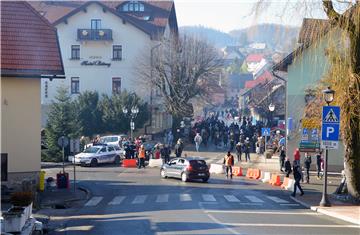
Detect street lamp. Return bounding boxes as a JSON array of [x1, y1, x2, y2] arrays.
[[123, 105, 139, 140], [320, 86, 335, 207]]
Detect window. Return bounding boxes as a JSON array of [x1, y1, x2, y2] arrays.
[[108, 146, 115, 152], [71, 77, 80, 94], [71, 45, 80, 60], [100, 147, 107, 153], [44, 81, 48, 98], [112, 77, 121, 94], [91, 19, 101, 29], [113, 45, 122, 60], [122, 1, 144, 12]]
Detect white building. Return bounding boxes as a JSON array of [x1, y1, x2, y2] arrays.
[[31, 1, 178, 134]]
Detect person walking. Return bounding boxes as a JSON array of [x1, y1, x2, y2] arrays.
[[235, 142, 242, 162], [138, 145, 146, 169], [291, 160, 304, 197], [279, 146, 286, 172], [194, 133, 202, 152], [244, 137, 251, 162], [175, 139, 183, 158], [316, 151, 323, 179], [161, 145, 171, 163], [284, 157, 292, 177], [223, 151, 234, 179], [294, 148, 301, 166], [304, 153, 312, 183]]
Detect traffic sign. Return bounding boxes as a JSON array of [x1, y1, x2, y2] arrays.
[[321, 106, 340, 149], [261, 128, 270, 136], [57, 136, 69, 148]]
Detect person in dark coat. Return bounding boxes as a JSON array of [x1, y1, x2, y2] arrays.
[[292, 160, 304, 197], [316, 151, 323, 179], [279, 146, 286, 172], [161, 145, 171, 163], [235, 142, 242, 162], [284, 157, 292, 177], [174, 139, 183, 158], [304, 153, 312, 183]]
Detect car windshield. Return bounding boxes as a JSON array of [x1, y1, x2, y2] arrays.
[[100, 137, 118, 143], [190, 160, 206, 167], [83, 146, 100, 153]]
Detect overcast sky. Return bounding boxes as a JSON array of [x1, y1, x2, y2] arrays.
[[174, 0, 330, 32]]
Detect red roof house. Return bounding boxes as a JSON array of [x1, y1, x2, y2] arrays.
[[246, 54, 264, 63], [244, 70, 273, 89]]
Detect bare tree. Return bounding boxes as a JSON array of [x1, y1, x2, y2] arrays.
[[138, 34, 223, 128]]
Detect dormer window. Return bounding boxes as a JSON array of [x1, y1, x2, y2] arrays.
[[122, 1, 144, 12]]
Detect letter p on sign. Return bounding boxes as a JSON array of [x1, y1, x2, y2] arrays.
[[326, 126, 335, 138]]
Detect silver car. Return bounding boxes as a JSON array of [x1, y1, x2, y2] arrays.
[[74, 144, 121, 167]]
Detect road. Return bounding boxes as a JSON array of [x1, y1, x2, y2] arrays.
[[43, 153, 359, 235]]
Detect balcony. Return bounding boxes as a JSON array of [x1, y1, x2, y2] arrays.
[[77, 29, 113, 41]]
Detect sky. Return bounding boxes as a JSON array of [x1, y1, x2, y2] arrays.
[[174, 0, 329, 32]]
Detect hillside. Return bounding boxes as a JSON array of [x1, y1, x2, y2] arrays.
[[179, 24, 299, 52]]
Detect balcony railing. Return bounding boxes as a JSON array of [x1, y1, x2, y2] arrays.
[[77, 29, 113, 41]]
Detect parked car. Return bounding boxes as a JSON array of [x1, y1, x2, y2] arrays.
[[74, 144, 121, 167], [100, 135, 127, 147], [160, 157, 210, 182]]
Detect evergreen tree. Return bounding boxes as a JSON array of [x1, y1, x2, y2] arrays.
[[76, 91, 102, 136]]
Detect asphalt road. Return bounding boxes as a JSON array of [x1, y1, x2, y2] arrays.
[[43, 155, 360, 235]]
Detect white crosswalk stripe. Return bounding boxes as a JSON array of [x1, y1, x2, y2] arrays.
[[180, 194, 192, 202], [202, 194, 216, 202], [156, 194, 169, 203], [244, 195, 264, 203], [108, 196, 126, 205], [85, 196, 103, 206], [224, 195, 240, 202], [132, 195, 147, 204], [267, 196, 289, 203]]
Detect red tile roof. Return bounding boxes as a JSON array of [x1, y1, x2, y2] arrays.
[[1, 1, 64, 77], [246, 54, 264, 63], [244, 70, 272, 89]]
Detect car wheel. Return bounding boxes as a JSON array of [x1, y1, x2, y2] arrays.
[[181, 172, 188, 182], [160, 169, 167, 178], [114, 156, 121, 165], [90, 158, 98, 167], [202, 177, 209, 183]]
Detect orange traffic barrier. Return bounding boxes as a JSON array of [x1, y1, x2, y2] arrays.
[[281, 177, 290, 189], [269, 174, 276, 184], [232, 166, 243, 176], [270, 174, 282, 186], [246, 168, 253, 178], [122, 159, 137, 168], [253, 169, 261, 179]]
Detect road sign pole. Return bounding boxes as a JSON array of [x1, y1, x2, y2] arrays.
[[320, 148, 331, 207], [62, 146, 65, 173]]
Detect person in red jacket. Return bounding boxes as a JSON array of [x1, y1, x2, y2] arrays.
[[294, 148, 301, 165]]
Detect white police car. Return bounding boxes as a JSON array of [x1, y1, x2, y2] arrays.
[[74, 144, 121, 167]]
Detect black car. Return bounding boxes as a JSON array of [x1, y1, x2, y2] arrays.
[[160, 157, 210, 182]]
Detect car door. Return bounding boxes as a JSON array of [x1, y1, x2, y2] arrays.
[[107, 146, 116, 163], [166, 159, 178, 177], [175, 158, 186, 178], [98, 147, 108, 163]]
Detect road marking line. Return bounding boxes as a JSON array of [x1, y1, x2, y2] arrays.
[[244, 195, 264, 203], [202, 194, 216, 202], [280, 203, 301, 206], [108, 196, 125, 205], [156, 194, 169, 203], [221, 223, 360, 228], [204, 210, 319, 215], [224, 195, 240, 202], [132, 195, 147, 204], [266, 196, 289, 203], [238, 203, 262, 205], [179, 194, 192, 202], [85, 196, 103, 206]]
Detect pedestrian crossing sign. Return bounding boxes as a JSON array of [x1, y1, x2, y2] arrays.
[[323, 108, 339, 122], [261, 128, 271, 136], [322, 106, 340, 149]]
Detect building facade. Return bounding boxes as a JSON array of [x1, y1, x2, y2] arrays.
[[1, 1, 65, 189], [31, 1, 178, 134]]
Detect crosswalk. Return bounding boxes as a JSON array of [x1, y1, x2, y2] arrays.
[[84, 194, 295, 207]]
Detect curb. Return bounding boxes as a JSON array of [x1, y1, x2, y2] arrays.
[[78, 186, 92, 201], [290, 196, 360, 225]]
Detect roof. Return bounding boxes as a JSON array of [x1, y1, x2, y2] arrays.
[[228, 73, 253, 89], [29, 1, 178, 39], [244, 70, 272, 89], [245, 54, 264, 63], [1, 1, 64, 77]]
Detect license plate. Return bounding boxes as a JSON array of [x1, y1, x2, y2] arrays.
[[198, 173, 205, 176]]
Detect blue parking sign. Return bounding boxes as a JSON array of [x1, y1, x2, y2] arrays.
[[322, 106, 340, 147]]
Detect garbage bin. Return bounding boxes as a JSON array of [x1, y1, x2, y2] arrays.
[[265, 149, 274, 159], [39, 171, 46, 191], [56, 172, 69, 189]]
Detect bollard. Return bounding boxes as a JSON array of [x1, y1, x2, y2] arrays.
[[39, 171, 46, 191]]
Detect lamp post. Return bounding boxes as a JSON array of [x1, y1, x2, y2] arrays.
[[123, 106, 139, 140], [320, 86, 335, 207]]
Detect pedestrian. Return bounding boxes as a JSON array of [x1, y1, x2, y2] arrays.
[[223, 151, 234, 179], [294, 148, 301, 166], [244, 137, 251, 162], [279, 146, 286, 172], [235, 142, 242, 162], [138, 145, 146, 169], [161, 144, 171, 163], [284, 157, 292, 177], [316, 151, 323, 179], [304, 153, 312, 183], [154, 145, 161, 159], [194, 133, 202, 152], [291, 160, 304, 197], [175, 139, 183, 158]]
